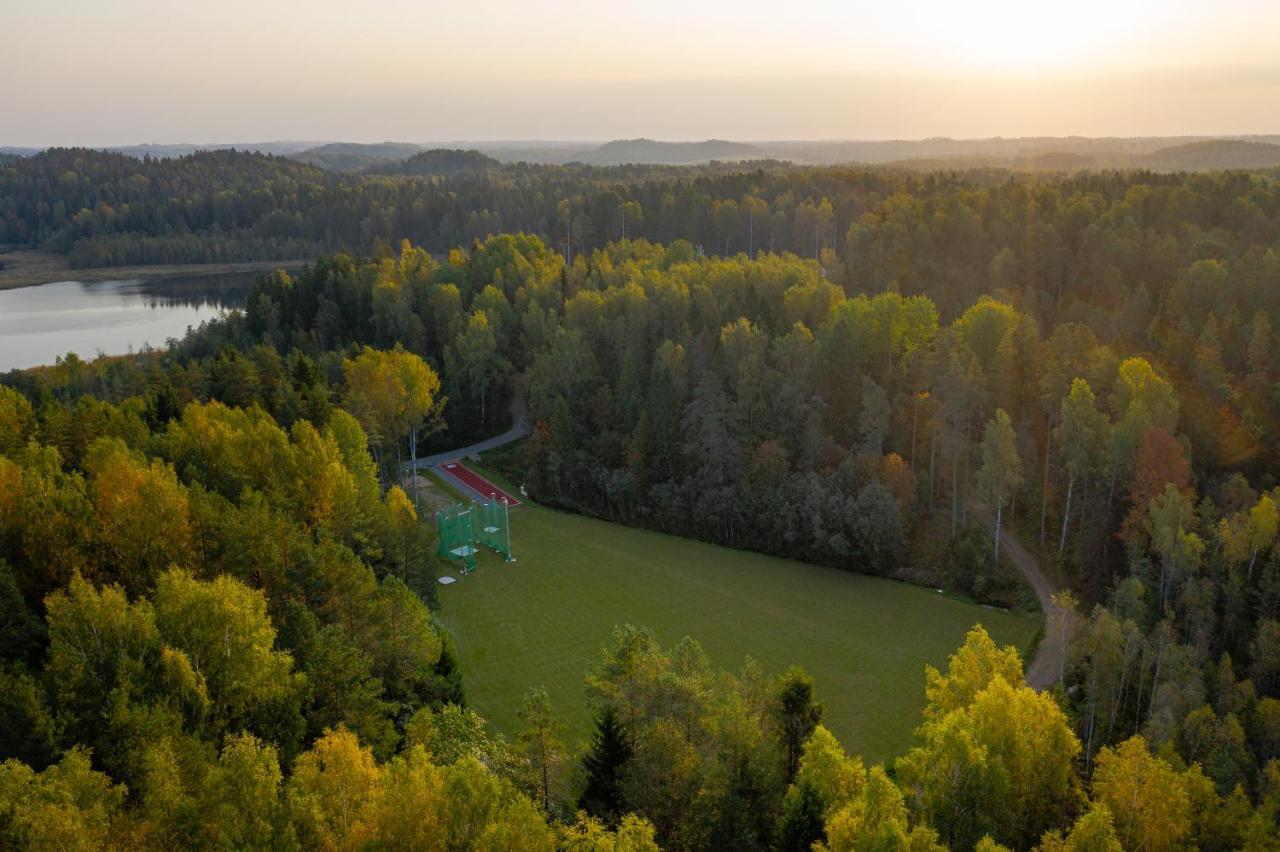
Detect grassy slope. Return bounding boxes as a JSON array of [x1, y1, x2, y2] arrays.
[[433, 496, 1039, 765]]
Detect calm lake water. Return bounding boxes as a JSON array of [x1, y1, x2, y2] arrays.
[[0, 271, 257, 372]]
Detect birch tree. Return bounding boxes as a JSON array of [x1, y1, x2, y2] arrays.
[[1054, 379, 1108, 555], [343, 346, 445, 502], [977, 409, 1023, 566]]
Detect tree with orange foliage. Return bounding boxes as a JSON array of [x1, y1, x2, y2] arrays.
[[878, 453, 917, 511], [1122, 428, 1190, 543]]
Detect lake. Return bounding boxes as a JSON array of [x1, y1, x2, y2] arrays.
[[0, 271, 258, 372]]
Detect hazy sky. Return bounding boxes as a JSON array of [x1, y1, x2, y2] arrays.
[[5, 0, 1280, 145]]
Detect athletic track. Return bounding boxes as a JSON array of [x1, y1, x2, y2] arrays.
[[438, 461, 520, 506]]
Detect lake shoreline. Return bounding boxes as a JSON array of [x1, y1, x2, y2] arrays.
[[0, 249, 310, 290], [0, 273, 260, 372]]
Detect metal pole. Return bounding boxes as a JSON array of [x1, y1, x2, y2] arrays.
[[504, 497, 512, 561]]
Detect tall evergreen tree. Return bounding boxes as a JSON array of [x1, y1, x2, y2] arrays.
[[773, 667, 824, 783], [775, 780, 825, 852], [578, 704, 632, 824]]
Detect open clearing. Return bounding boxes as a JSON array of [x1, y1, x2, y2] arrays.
[[433, 493, 1039, 765]]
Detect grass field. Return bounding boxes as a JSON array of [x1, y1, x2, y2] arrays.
[[432, 487, 1040, 765]]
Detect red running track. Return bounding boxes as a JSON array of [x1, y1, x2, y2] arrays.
[[438, 461, 521, 506]]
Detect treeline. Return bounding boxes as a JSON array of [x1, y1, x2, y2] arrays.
[[0, 149, 338, 262], [6, 148, 1279, 338]]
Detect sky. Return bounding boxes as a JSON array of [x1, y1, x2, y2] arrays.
[[4, 0, 1280, 146]]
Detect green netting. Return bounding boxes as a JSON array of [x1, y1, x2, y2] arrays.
[[474, 498, 513, 562], [436, 505, 477, 574]]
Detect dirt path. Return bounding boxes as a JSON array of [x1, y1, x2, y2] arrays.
[[972, 506, 1065, 690]]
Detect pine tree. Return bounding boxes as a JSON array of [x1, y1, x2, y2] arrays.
[[775, 780, 825, 852], [578, 705, 632, 824], [773, 667, 824, 783]]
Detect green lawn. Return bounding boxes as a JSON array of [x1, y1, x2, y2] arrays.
[[433, 496, 1039, 766]]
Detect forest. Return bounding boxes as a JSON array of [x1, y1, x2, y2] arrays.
[[6, 146, 1268, 280], [2, 153, 1280, 848]]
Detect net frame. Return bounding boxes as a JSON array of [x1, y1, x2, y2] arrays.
[[436, 504, 477, 573], [473, 495, 514, 562]]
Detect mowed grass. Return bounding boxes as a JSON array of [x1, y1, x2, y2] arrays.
[[433, 497, 1039, 765]]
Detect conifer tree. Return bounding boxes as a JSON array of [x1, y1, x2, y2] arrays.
[[578, 704, 632, 824]]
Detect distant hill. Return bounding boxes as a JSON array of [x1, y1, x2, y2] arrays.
[[759, 136, 1280, 166], [1, 143, 316, 160], [1012, 152, 1098, 172], [290, 142, 425, 171], [574, 138, 767, 166], [368, 148, 501, 176], [1140, 140, 1280, 171], [104, 142, 316, 159], [468, 141, 597, 164], [476, 136, 1145, 168], [882, 151, 1102, 173], [9, 136, 1280, 171]]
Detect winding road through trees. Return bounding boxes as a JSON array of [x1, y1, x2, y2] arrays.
[[412, 389, 530, 471], [997, 526, 1066, 689], [973, 504, 1066, 690]]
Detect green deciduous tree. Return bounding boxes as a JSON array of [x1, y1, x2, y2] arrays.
[[519, 687, 565, 811], [343, 345, 444, 493], [0, 748, 125, 850], [152, 568, 305, 748], [1054, 378, 1109, 555], [445, 309, 511, 431], [977, 409, 1023, 566]]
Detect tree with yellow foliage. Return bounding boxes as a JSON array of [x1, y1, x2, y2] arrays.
[[1089, 737, 1191, 852], [820, 765, 946, 852], [342, 345, 444, 501], [85, 437, 192, 594], [898, 627, 1082, 849]]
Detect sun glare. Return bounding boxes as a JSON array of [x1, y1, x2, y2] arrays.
[[903, 0, 1160, 72]]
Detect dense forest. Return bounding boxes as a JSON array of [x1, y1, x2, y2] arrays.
[[3, 154, 1280, 848], [8, 146, 1273, 280]]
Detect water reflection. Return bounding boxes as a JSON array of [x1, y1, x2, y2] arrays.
[[0, 271, 259, 372], [125, 271, 262, 309]]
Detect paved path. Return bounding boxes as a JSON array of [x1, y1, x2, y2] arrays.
[[411, 387, 530, 470], [972, 505, 1065, 690]]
